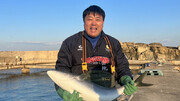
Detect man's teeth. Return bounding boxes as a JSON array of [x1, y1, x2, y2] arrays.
[[90, 28, 97, 30]]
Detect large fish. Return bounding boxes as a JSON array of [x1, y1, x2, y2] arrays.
[[47, 70, 148, 101]]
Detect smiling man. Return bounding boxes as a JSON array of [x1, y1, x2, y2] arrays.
[[84, 12, 104, 38], [55, 5, 137, 101]]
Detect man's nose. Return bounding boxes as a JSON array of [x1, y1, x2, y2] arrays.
[[91, 20, 97, 25]]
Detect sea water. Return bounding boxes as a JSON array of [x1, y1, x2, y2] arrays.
[[0, 69, 62, 101]]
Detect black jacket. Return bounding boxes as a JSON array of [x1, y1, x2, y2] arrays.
[[55, 31, 132, 84]]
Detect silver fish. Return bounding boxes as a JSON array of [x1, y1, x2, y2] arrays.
[[47, 70, 149, 101]]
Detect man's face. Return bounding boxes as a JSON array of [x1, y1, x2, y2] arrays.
[[84, 12, 104, 38]]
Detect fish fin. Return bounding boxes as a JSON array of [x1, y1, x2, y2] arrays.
[[134, 71, 153, 87], [137, 82, 153, 87]]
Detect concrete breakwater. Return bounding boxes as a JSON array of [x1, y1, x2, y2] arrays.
[[0, 42, 179, 68], [0, 51, 58, 69]]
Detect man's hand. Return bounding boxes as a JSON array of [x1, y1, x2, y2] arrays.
[[57, 87, 83, 101], [120, 75, 138, 95]]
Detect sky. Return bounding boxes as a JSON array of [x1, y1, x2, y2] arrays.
[[0, 0, 180, 51]]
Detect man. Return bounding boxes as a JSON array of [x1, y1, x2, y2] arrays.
[[55, 5, 137, 101]]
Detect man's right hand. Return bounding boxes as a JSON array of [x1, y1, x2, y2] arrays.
[[57, 87, 83, 101]]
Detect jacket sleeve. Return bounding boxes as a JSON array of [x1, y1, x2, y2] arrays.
[[114, 40, 133, 85], [55, 40, 72, 73]]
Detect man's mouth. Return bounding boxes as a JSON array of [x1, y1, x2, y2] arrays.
[[90, 27, 97, 31]]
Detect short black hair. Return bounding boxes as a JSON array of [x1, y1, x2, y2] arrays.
[[83, 5, 105, 21]]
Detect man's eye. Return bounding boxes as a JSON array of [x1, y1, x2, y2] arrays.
[[96, 19, 102, 21], [87, 19, 92, 21]]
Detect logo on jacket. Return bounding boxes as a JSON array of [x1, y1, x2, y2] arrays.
[[86, 56, 110, 64], [77, 45, 82, 51], [105, 45, 110, 52]]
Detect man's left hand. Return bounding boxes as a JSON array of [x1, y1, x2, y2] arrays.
[[120, 75, 138, 95]]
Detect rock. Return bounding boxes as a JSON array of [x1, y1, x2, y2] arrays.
[[171, 60, 180, 65], [173, 66, 180, 71], [149, 43, 162, 47], [21, 68, 30, 74], [135, 43, 149, 47]]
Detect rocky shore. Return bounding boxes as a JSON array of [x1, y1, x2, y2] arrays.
[[121, 42, 180, 62]]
